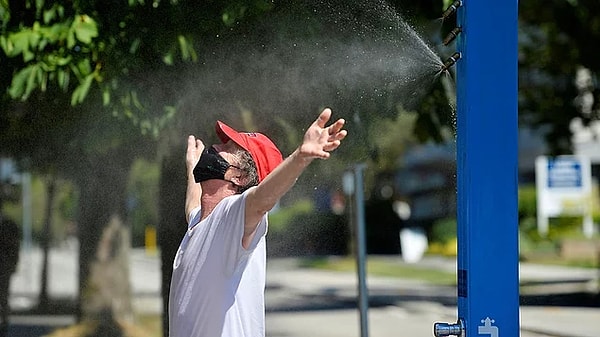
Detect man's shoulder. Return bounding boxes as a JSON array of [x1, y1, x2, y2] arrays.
[[218, 190, 252, 209]]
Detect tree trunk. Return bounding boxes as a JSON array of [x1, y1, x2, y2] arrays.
[[158, 150, 187, 337], [38, 175, 56, 310], [76, 152, 134, 328]]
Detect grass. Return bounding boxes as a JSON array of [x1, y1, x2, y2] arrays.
[[523, 256, 599, 269], [134, 314, 162, 337], [43, 314, 162, 337], [299, 256, 457, 286]]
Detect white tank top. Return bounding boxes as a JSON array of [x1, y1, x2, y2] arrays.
[[169, 188, 267, 337]]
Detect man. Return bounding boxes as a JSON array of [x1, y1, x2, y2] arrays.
[[169, 108, 347, 337]]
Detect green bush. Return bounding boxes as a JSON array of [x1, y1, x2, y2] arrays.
[[518, 185, 537, 220], [430, 217, 456, 244], [268, 199, 314, 233]]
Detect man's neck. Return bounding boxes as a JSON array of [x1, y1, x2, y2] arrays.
[[199, 182, 236, 221]]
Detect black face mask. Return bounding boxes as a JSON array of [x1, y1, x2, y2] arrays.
[[193, 147, 240, 185]]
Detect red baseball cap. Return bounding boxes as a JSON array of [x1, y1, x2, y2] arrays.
[[215, 121, 283, 182]]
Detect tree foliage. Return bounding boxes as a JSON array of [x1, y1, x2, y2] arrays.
[[1, 2, 97, 104], [5, 0, 598, 161], [1, 0, 275, 137], [519, 0, 600, 154]]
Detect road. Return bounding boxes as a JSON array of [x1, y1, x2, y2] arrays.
[[7, 246, 600, 337]]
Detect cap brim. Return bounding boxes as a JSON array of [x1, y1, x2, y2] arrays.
[[216, 120, 249, 152]]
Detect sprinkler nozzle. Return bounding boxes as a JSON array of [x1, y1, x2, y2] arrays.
[[443, 27, 462, 46], [440, 52, 462, 73], [441, 0, 463, 20]]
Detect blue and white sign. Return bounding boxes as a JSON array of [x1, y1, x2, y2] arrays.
[[546, 158, 582, 188], [536, 155, 594, 237]]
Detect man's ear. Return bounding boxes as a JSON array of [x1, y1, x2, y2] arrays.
[[231, 173, 249, 188]]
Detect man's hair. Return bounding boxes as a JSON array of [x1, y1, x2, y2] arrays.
[[233, 148, 259, 193]]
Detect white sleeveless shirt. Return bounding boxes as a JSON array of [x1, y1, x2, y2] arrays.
[[169, 189, 267, 337]]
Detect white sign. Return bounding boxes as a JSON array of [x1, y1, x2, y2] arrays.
[[535, 155, 594, 237]]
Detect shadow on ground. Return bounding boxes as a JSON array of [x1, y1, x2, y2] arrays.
[[266, 283, 600, 313]]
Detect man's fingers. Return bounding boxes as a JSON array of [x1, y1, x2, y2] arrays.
[[327, 126, 347, 142], [328, 118, 345, 134], [334, 130, 348, 140], [315, 108, 332, 128], [187, 135, 196, 149], [323, 140, 342, 152], [187, 136, 204, 155], [314, 150, 330, 159]]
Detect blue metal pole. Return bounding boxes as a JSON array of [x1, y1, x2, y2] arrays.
[[456, 1, 520, 336]]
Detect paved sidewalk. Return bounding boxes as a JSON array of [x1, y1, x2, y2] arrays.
[[265, 257, 600, 337], [7, 248, 599, 337]]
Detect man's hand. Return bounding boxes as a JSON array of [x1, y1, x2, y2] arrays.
[[185, 135, 205, 222], [187, 135, 205, 175], [299, 108, 347, 160]]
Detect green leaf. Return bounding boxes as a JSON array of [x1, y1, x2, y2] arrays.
[[5, 30, 31, 57], [129, 37, 141, 54], [47, 22, 70, 42], [177, 35, 197, 62], [8, 66, 31, 98], [177, 35, 189, 60], [0, 1, 11, 30], [28, 23, 42, 48], [102, 87, 111, 106], [55, 54, 72, 66], [25, 63, 43, 97], [35, 0, 44, 18], [9, 63, 43, 100], [70, 73, 94, 105], [222, 12, 232, 26], [71, 58, 92, 80], [43, 6, 56, 24], [43, 4, 65, 24], [72, 14, 98, 44], [23, 48, 35, 62], [67, 28, 75, 48], [131, 91, 144, 111], [162, 52, 173, 65], [57, 69, 70, 91], [140, 120, 151, 135], [0, 36, 8, 53], [40, 70, 48, 91], [38, 37, 48, 51]]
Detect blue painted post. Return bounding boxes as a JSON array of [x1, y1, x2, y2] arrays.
[[455, 1, 520, 336]]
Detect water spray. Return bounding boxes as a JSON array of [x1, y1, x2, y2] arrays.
[[441, 0, 463, 21], [440, 52, 462, 73], [443, 27, 462, 46]]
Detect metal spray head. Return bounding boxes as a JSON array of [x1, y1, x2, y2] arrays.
[[440, 52, 462, 73], [442, 0, 463, 20]]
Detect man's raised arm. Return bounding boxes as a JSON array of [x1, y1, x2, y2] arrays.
[[243, 108, 347, 246]]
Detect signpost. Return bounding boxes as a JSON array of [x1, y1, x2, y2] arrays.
[[535, 155, 594, 238]]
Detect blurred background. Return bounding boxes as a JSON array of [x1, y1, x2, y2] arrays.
[[1, 0, 599, 336]]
